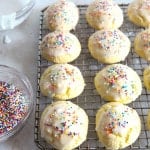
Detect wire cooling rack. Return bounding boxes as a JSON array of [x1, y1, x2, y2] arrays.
[[34, 5, 150, 150]]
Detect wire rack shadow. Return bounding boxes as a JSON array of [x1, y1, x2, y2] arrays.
[[34, 4, 150, 150]]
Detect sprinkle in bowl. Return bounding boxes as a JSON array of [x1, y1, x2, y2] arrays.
[[0, 65, 33, 141]]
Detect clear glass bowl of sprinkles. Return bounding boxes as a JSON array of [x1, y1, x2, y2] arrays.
[[0, 65, 33, 141]]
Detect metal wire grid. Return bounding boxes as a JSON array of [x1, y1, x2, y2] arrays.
[[34, 5, 150, 150]]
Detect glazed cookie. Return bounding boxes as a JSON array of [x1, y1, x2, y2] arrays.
[[143, 66, 150, 91], [88, 29, 131, 64], [40, 31, 81, 63], [134, 29, 150, 61], [86, 0, 123, 30], [96, 102, 141, 150], [128, 0, 150, 27], [40, 101, 88, 150], [94, 64, 142, 104], [44, 0, 79, 31], [40, 64, 85, 100]]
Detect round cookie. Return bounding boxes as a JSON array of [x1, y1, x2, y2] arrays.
[[128, 0, 150, 27], [96, 102, 141, 150], [40, 64, 85, 100], [40, 31, 81, 63], [88, 29, 131, 64], [94, 64, 142, 104], [143, 66, 150, 91], [86, 0, 123, 30], [44, 0, 79, 31], [134, 29, 150, 61], [40, 101, 89, 150]]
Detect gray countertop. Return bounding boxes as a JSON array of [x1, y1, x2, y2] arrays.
[[0, 0, 131, 149]]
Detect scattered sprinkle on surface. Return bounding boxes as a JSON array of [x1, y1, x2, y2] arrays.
[[104, 107, 130, 134]]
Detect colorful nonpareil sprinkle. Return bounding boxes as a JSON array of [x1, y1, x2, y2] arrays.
[[48, 65, 76, 93], [46, 0, 77, 27], [95, 30, 125, 52], [0, 81, 28, 134], [97, 0, 114, 11], [103, 65, 135, 95], [49, 65, 75, 83], [44, 103, 82, 137], [42, 32, 75, 53], [104, 66, 127, 86], [104, 107, 130, 134], [89, 0, 116, 17]]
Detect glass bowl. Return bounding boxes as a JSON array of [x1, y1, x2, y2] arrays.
[[0, 0, 35, 31], [0, 65, 33, 142]]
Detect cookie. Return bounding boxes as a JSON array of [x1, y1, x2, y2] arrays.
[[40, 64, 85, 100], [88, 29, 131, 64], [96, 102, 141, 149], [86, 0, 123, 30], [94, 64, 142, 104], [40, 31, 81, 63], [128, 0, 150, 27], [134, 28, 150, 61], [40, 101, 88, 150], [44, 0, 79, 31]]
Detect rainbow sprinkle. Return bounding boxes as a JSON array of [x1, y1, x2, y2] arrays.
[[46, 1, 76, 28], [0, 81, 28, 135], [49, 65, 75, 82], [95, 30, 125, 53], [89, 0, 116, 17], [95, 0, 115, 12], [45, 103, 81, 137], [103, 65, 135, 95], [42, 32, 74, 53], [104, 107, 130, 134]]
